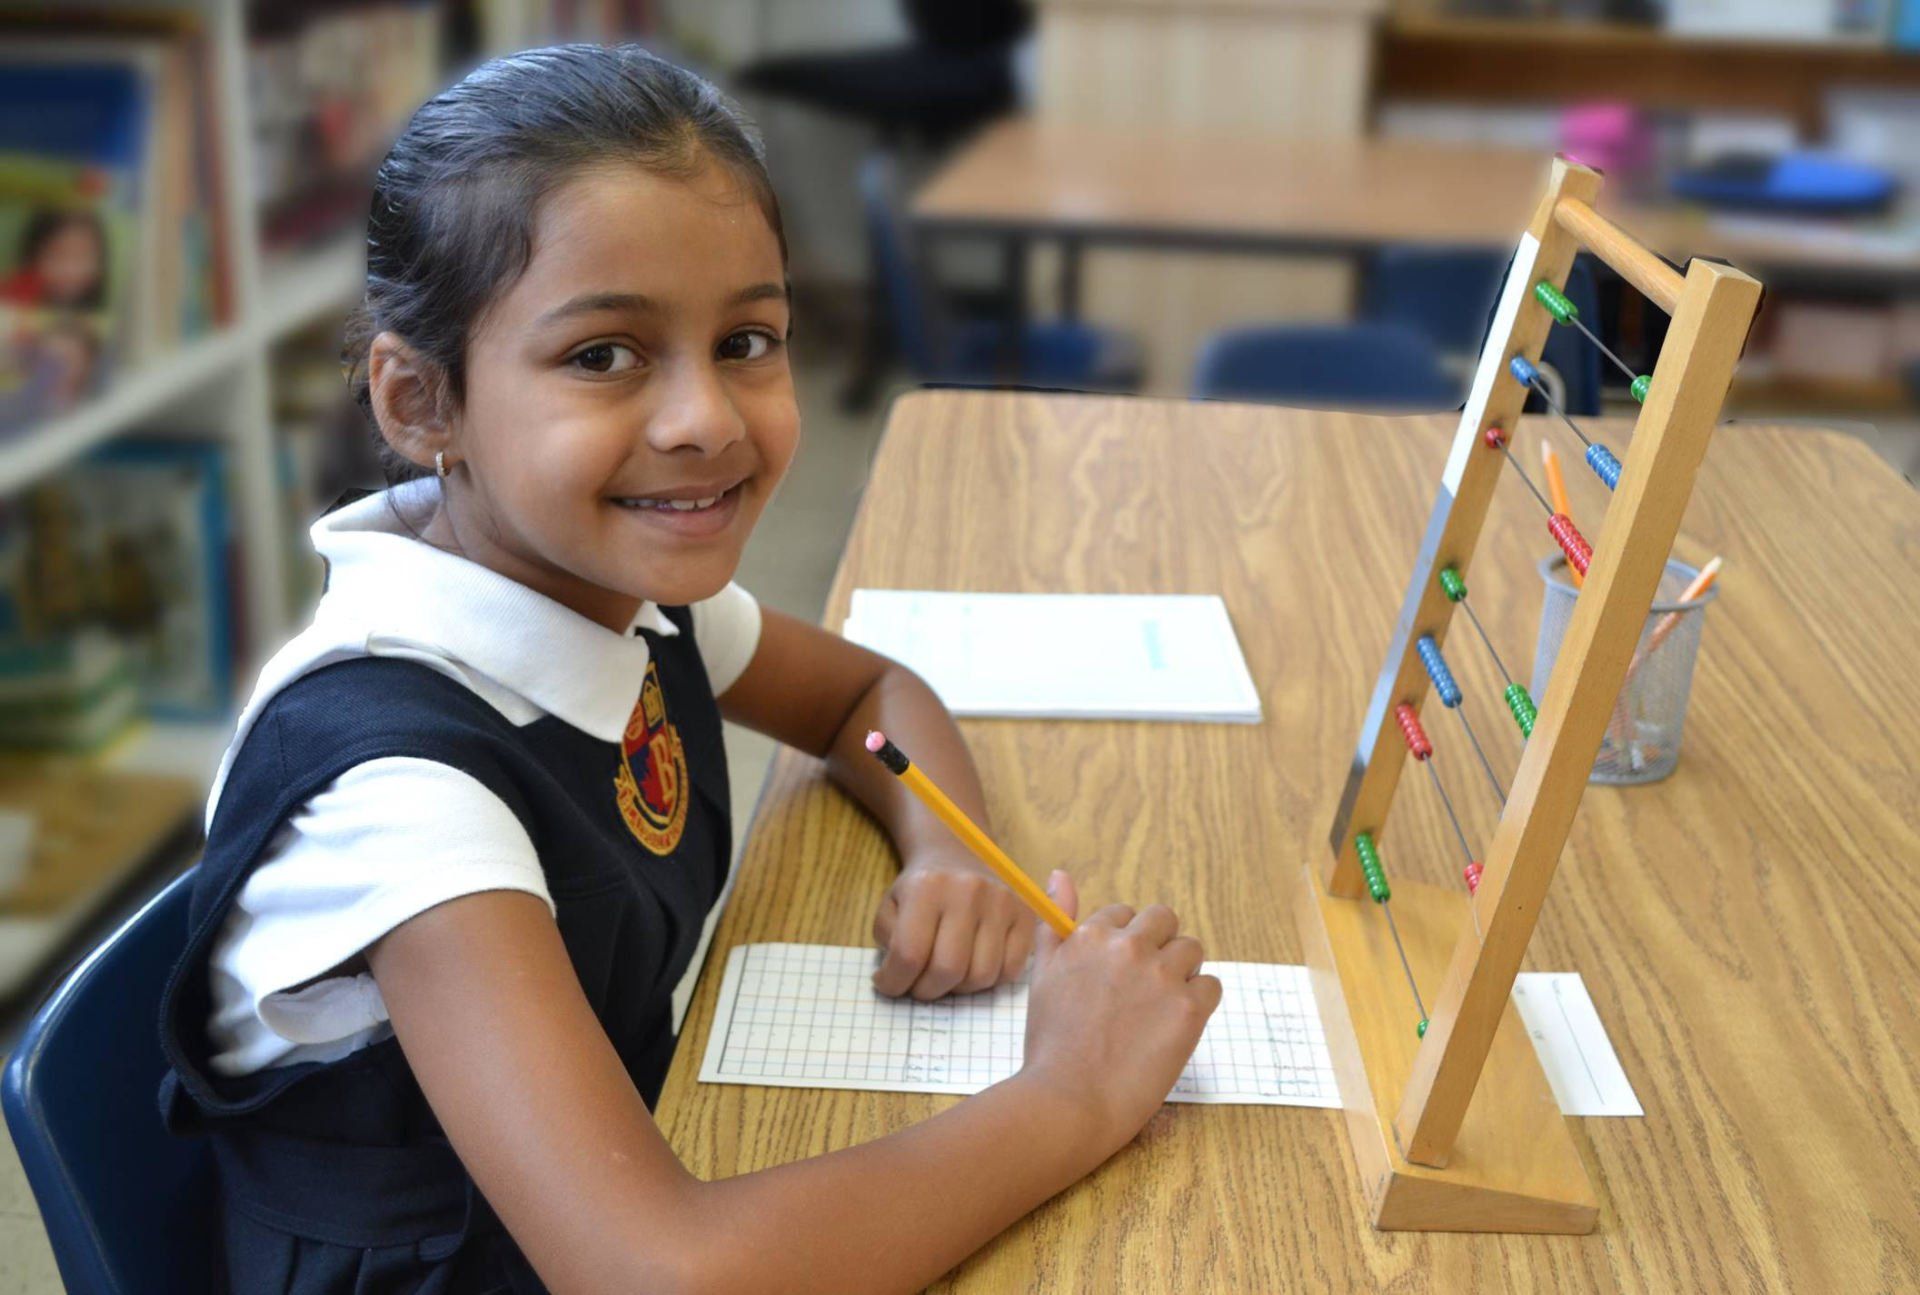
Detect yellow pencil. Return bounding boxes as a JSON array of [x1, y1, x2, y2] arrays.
[[866, 731, 1077, 938], [1541, 440, 1582, 588]]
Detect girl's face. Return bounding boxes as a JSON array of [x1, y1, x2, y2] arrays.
[[444, 160, 797, 628], [35, 220, 105, 306]]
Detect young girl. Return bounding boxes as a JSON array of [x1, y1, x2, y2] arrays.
[[159, 45, 1220, 1294]]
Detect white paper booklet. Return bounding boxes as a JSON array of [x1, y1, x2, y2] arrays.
[[840, 591, 1261, 722], [698, 944, 1337, 1107]]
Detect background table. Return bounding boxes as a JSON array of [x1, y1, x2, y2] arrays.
[[913, 121, 1920, 311], [657, 390, 1920, 1291]]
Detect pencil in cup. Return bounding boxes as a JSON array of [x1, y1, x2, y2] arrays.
[[1603, 556, 1722, 752], [1535, 557, 1718, 784], [1542, 441, 1582, 589], [865, 731, 1078, 938]]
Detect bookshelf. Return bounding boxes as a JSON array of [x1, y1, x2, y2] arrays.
[[3, 2, 592, 667], [0, 0, 604, 1000], [0, 1, 669, 1001]]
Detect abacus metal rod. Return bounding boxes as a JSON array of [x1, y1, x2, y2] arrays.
[[1458, 598, 1515, 688], [1492, 437, 1557, 517], [1380, 903, 1428, 1027], [1423, 759, 1477, 867], [1566, 312, 1640, 386], [1452, 707, 1507, 805], [1521, 372, 1594, 450]]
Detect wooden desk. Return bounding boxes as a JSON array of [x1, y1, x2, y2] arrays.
[[658, 390, 1920, 1291], [912, 120, 1920, 311], [913, 120, 1543, 259]]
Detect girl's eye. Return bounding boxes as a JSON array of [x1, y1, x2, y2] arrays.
[[569, 342, 640, 374], [717, 330, 779, 362]]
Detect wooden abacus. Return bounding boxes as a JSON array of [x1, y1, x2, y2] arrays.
[[1300, 157, 1763, 1233]]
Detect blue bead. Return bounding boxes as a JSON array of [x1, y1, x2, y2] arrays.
[[1508, 355, 1540, 386], [1416, 634, 1462, 708], [1586, 442, 1622, 490]]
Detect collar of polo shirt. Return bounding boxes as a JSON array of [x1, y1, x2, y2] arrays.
[[310, 480, 672, 745]]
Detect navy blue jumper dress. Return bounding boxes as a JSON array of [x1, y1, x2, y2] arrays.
[[157, 604, 731, 1293]]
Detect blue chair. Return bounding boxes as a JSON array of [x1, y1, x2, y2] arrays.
[[1191, 322, 1460, 409], [1363, 246, 1605, 416], [3, 870, 215, 1294], [1362, 246, 1508, 359], [859, 153, 1143, 391]]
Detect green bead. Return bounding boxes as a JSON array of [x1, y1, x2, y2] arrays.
[[1354, 832, 1391, 903], [1533, 280, 1577, 323], [1438, 567, 1467, 603], [1504, 683, 1537, 739], [1631, 374, 1652, 403], [1417, 1018, 1429, 1038]]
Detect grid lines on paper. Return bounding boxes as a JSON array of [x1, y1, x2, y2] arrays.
[[714, 944, 1025, 1089], [703, 945, 1339, 1107]]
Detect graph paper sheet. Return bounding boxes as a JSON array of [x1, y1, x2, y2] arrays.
[[696, 943, 1339, 1107]]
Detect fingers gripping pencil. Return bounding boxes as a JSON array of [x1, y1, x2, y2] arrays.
[[866, 731, 1077, 938]]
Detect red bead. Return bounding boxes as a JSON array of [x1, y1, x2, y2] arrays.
[[1463, 862, 1484, 894], [1548, 512, 1592, 576], [1393, 702, 1432, 760], [1483, 425, 1507, 450]]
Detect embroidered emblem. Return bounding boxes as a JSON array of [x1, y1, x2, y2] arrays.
[[614, 660, 688, 855]]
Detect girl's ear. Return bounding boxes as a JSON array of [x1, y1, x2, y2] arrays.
[[367, 331, 454, 473]]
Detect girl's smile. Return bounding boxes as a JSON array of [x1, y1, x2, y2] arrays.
[[607, 477, 747, 538]]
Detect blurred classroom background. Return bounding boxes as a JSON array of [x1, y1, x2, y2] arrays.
[[2, 4, 1920, 1259]]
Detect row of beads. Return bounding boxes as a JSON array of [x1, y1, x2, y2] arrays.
[[1353, 831, 1390, 903]]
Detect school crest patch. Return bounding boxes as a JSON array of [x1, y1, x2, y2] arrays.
[[614, 660, 688, 855]]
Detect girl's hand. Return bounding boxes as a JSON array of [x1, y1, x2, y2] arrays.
[[871, 847, 1035, 1000], [1017, 871, 1222, 1149]]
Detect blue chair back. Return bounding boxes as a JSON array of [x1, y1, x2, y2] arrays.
[[1191, 322, 1459, 409], [1364, 247, 1605, 416], [1363, 246, 1508, 358], [858, 152, 942, 377], [3, 870, 215, 1294]]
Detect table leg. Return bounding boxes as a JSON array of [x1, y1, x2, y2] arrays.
[[1060, 235, 1083, 321], [998, 234, 1030, 381]]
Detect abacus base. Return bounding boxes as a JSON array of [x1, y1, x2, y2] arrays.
[[1294, 864, 1599, 1234]]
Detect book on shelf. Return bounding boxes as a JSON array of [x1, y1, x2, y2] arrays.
[[250, 2, 447, 257], [0, 437, 235, 750], [0, 149, 130, 436], [0, 9, 233, 435]]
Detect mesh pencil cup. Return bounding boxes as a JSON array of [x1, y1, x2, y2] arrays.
[[1531, 557, 1718, 786]]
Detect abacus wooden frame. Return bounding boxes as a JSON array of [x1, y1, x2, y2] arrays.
[[1305, 157, 1764, 1233]]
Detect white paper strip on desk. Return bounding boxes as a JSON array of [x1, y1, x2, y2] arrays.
[[1510, 972, 1644, 1116], [698, 944, 1337, 1107], [840, 591, 1261, 722]]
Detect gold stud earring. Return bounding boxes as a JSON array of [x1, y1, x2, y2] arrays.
[[435, 450, 450, 479]]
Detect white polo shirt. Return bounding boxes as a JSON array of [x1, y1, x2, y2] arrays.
[[203, 481, 761, 1077]]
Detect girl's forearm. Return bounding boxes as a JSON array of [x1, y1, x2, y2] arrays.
[[825, 664, 990, 857], [658, 1069, 1111, 1294]]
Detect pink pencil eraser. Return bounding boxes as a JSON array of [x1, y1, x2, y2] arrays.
[[865, 730, 886, 752]]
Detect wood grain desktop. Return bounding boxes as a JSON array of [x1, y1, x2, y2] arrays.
[[657, 390, 1920, 1292]]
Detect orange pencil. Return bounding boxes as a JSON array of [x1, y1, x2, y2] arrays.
[[1541, 441, 1582, 587], [1640, 555, 1722, 664], [866, 731, 1077, 938], [1608, 555, 1724, 760]]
